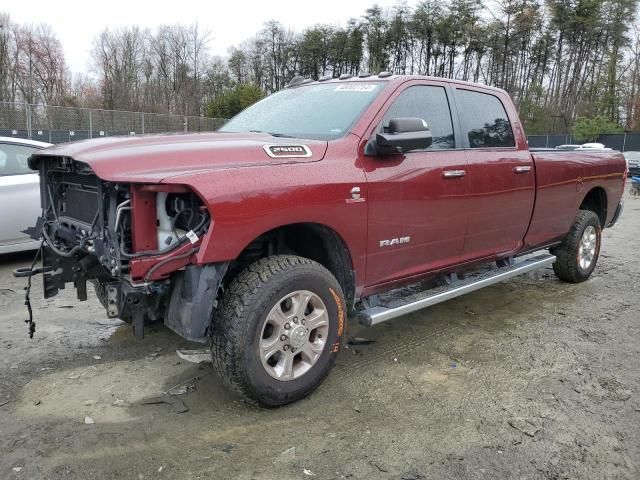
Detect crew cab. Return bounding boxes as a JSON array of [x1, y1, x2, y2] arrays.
[[24, 74, 626, 406]]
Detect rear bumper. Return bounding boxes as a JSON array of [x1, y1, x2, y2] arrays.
[[607, 201, 624, 228]]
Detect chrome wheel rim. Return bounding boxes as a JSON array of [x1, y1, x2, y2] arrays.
[[578, 226, 597, 270], [259, 290, 329, 381]]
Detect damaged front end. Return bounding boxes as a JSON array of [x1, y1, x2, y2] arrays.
[[22, 155, 225, 342]]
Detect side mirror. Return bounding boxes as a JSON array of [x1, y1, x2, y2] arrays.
[[366, 117, 433, 156]]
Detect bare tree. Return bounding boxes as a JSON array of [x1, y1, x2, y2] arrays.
[[2, 0, 640, 132]]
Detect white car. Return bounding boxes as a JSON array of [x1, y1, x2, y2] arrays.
[[556, 143, 611, 151], [624, 151, 640, 176], [556, 144, 582, 150], [0, 137, 52, 254]]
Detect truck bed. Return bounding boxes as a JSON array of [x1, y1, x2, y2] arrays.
[[524, 149, 626, 249]]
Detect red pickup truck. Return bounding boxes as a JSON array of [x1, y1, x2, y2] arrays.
[[26, 74, 625, 406]]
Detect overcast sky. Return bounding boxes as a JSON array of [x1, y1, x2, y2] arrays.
[[3, 0, 400, 75]]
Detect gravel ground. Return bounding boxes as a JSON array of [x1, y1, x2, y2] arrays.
[[0, 186, 638, 480]]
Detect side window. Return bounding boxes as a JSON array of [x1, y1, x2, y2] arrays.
[[456, 89, 515, 148], [0, 144, 38, 176], [380, 85, 455, 150]]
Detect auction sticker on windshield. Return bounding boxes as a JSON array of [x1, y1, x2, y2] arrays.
[[334, 84, 378, 92]]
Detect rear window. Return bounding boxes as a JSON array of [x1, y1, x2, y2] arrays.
[[456, 89, 515, 148]]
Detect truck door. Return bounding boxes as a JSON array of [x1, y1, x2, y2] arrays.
[[453, 88, 535, 258], [361, 81, 469, 288]]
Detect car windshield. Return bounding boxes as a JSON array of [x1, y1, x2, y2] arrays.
[[219, 82, 384, 140]]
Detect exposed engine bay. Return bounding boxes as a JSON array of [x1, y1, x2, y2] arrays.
[[27, 156, 222, 341]]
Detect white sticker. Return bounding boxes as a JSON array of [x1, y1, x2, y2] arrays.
[[334, 84, 378, 92], [186, 230, 199, 244]]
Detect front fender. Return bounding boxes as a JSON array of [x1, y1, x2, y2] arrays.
[[162, 153, 368, 288]]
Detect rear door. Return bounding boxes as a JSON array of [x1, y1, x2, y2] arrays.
[[362, 81, 469, 287], [0, 142, 42, 248], [453, 88, 535, 258]]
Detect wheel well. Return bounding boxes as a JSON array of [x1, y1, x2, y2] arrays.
[[580, 188, 607, 227], [227, 224, 356, 307]]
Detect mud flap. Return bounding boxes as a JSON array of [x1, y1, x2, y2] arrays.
[[164, 263, 229, 343]]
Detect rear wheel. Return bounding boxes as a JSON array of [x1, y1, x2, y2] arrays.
[[210, 255, 346, 406], [551, 210, 602, 283]]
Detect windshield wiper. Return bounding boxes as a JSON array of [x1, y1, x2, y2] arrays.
[[269, 133, 297, 138], [249, 130, 297, 139]]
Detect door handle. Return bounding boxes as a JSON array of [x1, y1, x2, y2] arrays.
[[442, 169, 466, 179], [514, 165, 532, 174]]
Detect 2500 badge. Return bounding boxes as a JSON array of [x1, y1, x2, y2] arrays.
[[263, 144, 312, 158]]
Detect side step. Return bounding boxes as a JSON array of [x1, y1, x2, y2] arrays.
[[358, 253, 556, 326]]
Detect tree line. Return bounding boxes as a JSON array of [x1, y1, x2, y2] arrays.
[[1, 1, 639, 134]]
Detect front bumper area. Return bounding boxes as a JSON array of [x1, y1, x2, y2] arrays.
[[39, 245, 168, 336], [24, 155, 218, 341], [37, 242, 227, 342]]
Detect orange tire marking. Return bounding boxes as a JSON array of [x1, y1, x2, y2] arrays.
[[328, 288, 345, 337]]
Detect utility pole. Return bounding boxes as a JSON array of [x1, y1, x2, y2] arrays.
[[28, 30, 34, 104]]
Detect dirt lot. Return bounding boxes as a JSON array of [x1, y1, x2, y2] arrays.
[[1, 187, 639, 480]]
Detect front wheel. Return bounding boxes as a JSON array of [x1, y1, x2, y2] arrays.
[[210, 255, 346, 406], [551, 209, 602, 283]]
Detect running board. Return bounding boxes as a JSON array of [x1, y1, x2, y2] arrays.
[[358, 253, 556, 326]]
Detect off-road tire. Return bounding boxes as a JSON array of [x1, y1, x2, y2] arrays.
[[551, 209, 602, 283], [210, 255, 346, 407]]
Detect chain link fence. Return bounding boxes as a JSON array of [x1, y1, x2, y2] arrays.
[[527, 133, 640, 151], [3, 102, 639, 151], [0, 102, 227, 144]]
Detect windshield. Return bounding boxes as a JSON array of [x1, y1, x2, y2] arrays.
[[220, 82, 384, 140]]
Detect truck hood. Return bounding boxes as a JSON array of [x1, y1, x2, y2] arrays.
[[31, 132, 328, 182]]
